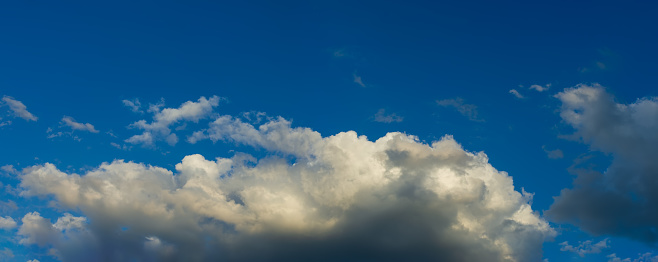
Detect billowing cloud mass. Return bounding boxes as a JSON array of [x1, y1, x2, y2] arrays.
[[19, 116, 554, 261], [61, 116, 99, 133], [126, 96, 221, 147], [1, 96, 37, 121], [559, 238, 608, 257], [547, 84, 658, 243]]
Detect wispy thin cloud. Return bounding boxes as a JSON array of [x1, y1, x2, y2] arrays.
[[61, 116, 99, 133], [436, 98, 483, 122], [374, 109, 403, 123], [122, 98, 143, 113], [509, 89, 525, 99], [529, 84, 550, 92], [542, 146, 564, 159], [353, 73, 366, 87], [1, 96, 37, 121], [559, 238, 608, 257]]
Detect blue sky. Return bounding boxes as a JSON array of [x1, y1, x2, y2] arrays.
[[1, 1, 658, 261]]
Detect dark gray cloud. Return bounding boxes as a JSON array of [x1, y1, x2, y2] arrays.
[[547, 84, 658, 243]]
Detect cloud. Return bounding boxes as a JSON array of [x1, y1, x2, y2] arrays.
[[0, 248, 14, 260], [529, 84, 550, 92], [17, 212, 95, 261], [608, 252, 658, 262], [0, 216, 17, 230], [542, 146, 564, 159], [61, 116, 99, 133], [1, 96, 37, 121], [126, 96, 221, 147], [546, 84, 658, 243], [122, 98, 143, 113], [559, 238, 608, 257], [374, 109, 403, 123], [437, 98, 483, 122], [509, 89, 525, 99], [353, 73, 366, 87], [19, 115, 554, 261], [333, 49, 346, 57]]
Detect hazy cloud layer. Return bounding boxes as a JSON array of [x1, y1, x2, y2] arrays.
[[547, 84, 658, 243], [126, 96, 220, 147], [1, 96, 37, 122], [19, 116, 553, 261]]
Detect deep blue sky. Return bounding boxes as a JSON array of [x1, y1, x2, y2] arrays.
[[2, 1, 658, 261]]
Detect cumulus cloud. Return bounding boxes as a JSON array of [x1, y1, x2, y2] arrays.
[[19, 115, 554, 261], [1, 96, 37, 121], [437, 98, 483, 122], [374, 109, 403, 123], [547, 84, 658, 243], [17, 212, 98, 261], [509, 89, 525, 99], [61, 116, 99, 133], [559, 238, 608, 257], [126, 96, 221, 147], [529, 84, 550, 92], [0, 216, 17, 230]]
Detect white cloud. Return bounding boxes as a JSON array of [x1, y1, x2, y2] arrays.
[[61, 116, 99, 133], [0, 216, 17, 230], [374, 109, 403, 123], [1, 165, 19, 176], [1, 96, 37, 121], [126, 96, 221, 147], [20, 115, 555, 261], [122, 98, 142, 113], [353, 73, 366, 87], [437, 98, 484, 122], [509, 89, 525, 99], [559, 238, 608, 257], [547, 84, 658, 243], [608, 252, 658, 262], [529, 84, 550, 92]]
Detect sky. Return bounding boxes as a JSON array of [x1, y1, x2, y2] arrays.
[[1, 1, 658, 261]]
